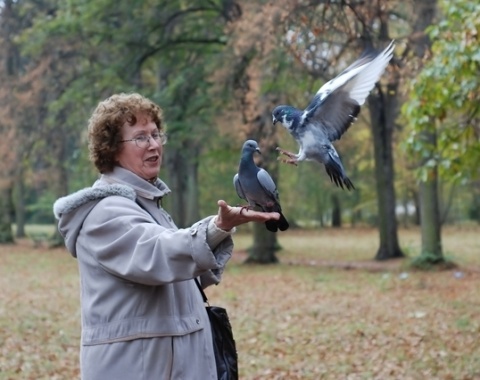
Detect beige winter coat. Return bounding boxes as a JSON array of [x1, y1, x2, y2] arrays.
[[53, 167, 234, 380]]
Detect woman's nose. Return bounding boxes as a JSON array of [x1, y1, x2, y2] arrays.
[[148, 136, 161, 148]]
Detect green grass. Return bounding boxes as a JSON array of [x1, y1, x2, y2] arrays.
[[1, 226, 479, 379]]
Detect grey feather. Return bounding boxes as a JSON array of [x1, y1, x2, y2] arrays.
[[233, 140, 289, 232], [272, 40, 395, 191]]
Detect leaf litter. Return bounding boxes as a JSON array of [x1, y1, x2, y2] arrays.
[[0, 228, 479, 380]]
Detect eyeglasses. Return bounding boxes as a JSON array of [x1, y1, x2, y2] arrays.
[[120, 132, 167, 148]]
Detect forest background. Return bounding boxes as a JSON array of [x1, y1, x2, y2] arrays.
[[1, 1, 480, 378], [0, 0, 478, 265]]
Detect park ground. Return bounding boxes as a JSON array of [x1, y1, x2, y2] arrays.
[[0, 226, 479, 379]]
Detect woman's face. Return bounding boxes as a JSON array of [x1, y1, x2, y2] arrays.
[[116, 114, 163, 181]]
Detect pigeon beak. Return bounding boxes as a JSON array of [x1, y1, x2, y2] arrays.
[[272, 117, 278, 125], [256, 148, 261, 155]]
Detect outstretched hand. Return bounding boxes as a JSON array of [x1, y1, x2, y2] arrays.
[[214, 200, 280, 231]]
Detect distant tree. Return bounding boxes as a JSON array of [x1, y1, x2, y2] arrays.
[[0, 0, 27, 243], [270, 1, 406, 260], [218, 1, 293, 263], [19, 0, 235, 229], [15, 0, 93, 244], [403, 0, 479, 266]]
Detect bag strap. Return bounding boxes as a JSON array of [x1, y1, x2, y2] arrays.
[[194, 278, 209, 305]]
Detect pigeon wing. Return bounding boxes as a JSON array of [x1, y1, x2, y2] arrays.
[[233, 173, 247, 201], [303, 40, 395, 142], [310, 40, 395, 105], [303, 91, 360, 142], [341, 40, 395, 106], [257, 169, 280, 202]]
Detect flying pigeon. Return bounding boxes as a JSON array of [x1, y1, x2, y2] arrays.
[[233, 140, 289, 232], [272, 40, 395, 190]]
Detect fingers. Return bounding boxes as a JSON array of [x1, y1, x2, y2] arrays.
[[247, 210, 280, 221], [216, 200, 280, 222]]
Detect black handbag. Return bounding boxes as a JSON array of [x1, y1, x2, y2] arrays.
[[195, 279, 239, 380]]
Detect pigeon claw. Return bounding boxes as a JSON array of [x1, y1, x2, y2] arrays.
[[277, 157, 298, 166], [238, 205, 252, 214], [276, 147, 298, 166], [276, 147, 296, 158]]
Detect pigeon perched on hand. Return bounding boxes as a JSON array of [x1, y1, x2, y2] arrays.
[[272, 40, 395, 190], [233, 140, 289, 232]]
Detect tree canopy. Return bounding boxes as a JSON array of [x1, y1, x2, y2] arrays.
[[403, 0, 480, 183], [0, 0, 478, 260]]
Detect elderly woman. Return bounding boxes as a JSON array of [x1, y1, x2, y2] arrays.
[[53, 93, 279, 380]]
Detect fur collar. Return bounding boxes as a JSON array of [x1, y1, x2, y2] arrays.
[[53, 183, 136, 219]]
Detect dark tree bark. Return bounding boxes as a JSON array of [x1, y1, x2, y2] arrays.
[[368, 82, 404, 260], [50, 113, 71, 247], [14, 168, 25, 238], [412, 189, 421, 226], [0, 185, 14, 243], [331, 194, 342, 228], [0, 0, 18, 244], [246, 216, 279, 264], [164, 143, 201, 228]]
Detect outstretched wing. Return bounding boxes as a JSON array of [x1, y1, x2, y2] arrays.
[[302, 41, 395, 142], [305, 91, 361, 142]]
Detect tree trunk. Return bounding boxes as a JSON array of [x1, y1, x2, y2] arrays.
[[412, 0, 443, 262], [331, 193, 341, 228], [315, 192, 325, 228], [350, 187, 362, 227], [419, 147, 442, 256], [14, 167, 25, 238], [412, 189, 421, 226], [164, 144, 201, 228], [49, 115, 71, 247], [0, 182, 14, 243], [185, 157, 200, 227], [469, 191, 480, 223], [0, 0, 17, 244], [245, 221, 279, 264], [368, 84, 404, 260]]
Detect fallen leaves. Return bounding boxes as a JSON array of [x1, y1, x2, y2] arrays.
[[1, 228, 479, 379], [0, 245, 80, 380], [208, 238, 480, 379]]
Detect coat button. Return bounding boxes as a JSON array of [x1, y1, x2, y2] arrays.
[[190, 228, 197, 235], [196, 319, 200, 324]]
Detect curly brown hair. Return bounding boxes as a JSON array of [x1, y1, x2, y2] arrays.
[[88, 93, 164, 173]]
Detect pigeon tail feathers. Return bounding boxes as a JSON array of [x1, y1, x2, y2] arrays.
[[277, 212, 289, 231], [324, 153, 355, 191], [265, 220, 278, 232], [265, 212, 289, 232]]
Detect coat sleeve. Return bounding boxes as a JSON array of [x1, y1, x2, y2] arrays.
[[78, 196, 233, 286]]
